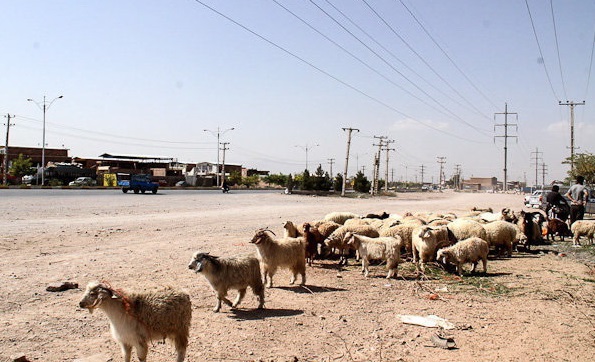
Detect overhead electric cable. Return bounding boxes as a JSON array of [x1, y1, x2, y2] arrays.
[[309, 0, 490, 136], [397, 0, 499, 111], [192, 0, 484, 142], [584, 29, 595, 100], [525, 0, 561, 101], [550, 0, 568, 100]]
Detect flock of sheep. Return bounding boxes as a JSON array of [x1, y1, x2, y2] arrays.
[[78, 206, 595, 361]]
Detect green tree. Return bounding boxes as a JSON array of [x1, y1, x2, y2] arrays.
[[286, 174, 294, 192], [263, 173, 288, 187], [228, 171, 242, 186], [9, 154, 33, 182], [241, 175, 260, 188], [353, 171, 371, 193], [333, 173, 343, 192], [300, 169, 314, 190], [563, 152, 595, 185]]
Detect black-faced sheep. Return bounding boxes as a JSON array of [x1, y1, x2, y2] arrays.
[[517, 211, 545, 249], [570, 220, 595, 246], [323, 211, 361, 225], [79, 281, 191, 362], [411, 225, 453, 272], [436, 237, 489, 275], [345, 232, 402, 278], [250, 228, 306, 287], [323, 224, 380, 265], [188, 252, 265, 312]]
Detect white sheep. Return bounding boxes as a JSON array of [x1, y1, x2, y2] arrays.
[[483, 220, 517, 257], [570, 220, 595, 246], [411, 225, 452, 272], [323, 211, 361, 225], [79, 281, 191, 362], [323, 224, 380, 264], [380, 218, 425, 255], [345, 232, 402, 278], [436, 237, 489, 275], [188, 252, 265, 312], [250, 228, 306, 287], [479, 208, 517, 223], [447, 218, 487, 241]]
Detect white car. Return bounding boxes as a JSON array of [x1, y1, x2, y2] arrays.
[[69, 177, 97, 186]]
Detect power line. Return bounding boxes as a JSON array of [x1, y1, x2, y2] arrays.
[[584, 29, 595, 100], [549, 0, 568, 100], [525, 0, 561, 101]]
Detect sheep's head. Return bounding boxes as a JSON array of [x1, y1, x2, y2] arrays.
[[303, 222, 311, 232], [417, 226, 434, 240], [436, 249, 455, 266], [188, 251, 218, 273], [79, 281, 118, 313], [250, 228, 275, 244]]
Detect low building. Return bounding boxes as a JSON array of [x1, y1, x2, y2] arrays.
[[461, 177, 498, 192]]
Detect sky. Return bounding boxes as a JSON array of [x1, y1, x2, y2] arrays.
[[1, 0, 594, 185]]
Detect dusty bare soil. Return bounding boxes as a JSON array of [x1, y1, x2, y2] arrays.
[[1, 189, 594, 362]]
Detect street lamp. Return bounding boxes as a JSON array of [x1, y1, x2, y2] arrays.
[[295, 143, 319, 171], [27, 95, 63, 186], [203, 127, 234, 186]]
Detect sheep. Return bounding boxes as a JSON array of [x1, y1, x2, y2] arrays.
[[380, 218, 426, 255], [79, 281, 191, 362], [345, 232, 402, 278], [282, 220, 303, 238], [546, 218, 571, 242], [364, 211, 390, 219], [250, 228, 306, 287], [303, 222, 319, 266], [516, 211, 545, 250], [323, 224, 379, 264], [479, 208, 516, 223], [436, 237, 489, 275], [313, 220, 342, 238], [570, 220, 595, 246], [447, 218, 487, 241], [411, 225, 453, 272], [323, 211, 361, 225], [188, 252, 265, 312], [483, 220, 517, 257]]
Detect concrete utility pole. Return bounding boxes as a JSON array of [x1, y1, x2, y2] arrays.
[[203, 127, 235, 187], [437, 156, 446, 190], [559, 100, 585, 172], [3, 114, 14, 185], [541, 163, 548, 186], [454, 164, 462, 190], [220, 142, 229, 186], [383, 140, 395, 192], [420, 164, 426, 185], [371, 136, 387, 195], [494, 103, 518, 192], [531, 148, 543, 188], [341, 127, 359, 196]]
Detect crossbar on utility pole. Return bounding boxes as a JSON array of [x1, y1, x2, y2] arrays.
[[341, 127, 359, 196], [220, 142, 229, 186], [383, 140, 395, 192], [531, 148, 543, 189], [559, 100, 585, 172], [495, 103, 518, 192], [3, 114, 15, 185]]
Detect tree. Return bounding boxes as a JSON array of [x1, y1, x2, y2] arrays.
[[228, 171, 242, 186], [300, 169, 314, 190], [286, 174, 294, 192], [353, 171, 371, 193], [241, 175, 260, 188], [333, 173, 343, 192], [563, 152, 595, 185], [263, 173, 288, 187], [9, 154, 33, 182]]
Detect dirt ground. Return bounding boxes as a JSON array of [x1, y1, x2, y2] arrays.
[[1, 189, 594, 362]]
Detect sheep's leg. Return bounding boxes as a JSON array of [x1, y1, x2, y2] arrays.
[[176, 347, 187, 362], [174, 335, 188, 362], [120, 343, 132, 362], [213, 298, 222, 313], [253, 284, 265, 309], [136, 342, 148, 362], [481, 257, 487, 273], [363, 258, 370, 277], [232, 288, 246, 308], [300, 269, 306, 285]]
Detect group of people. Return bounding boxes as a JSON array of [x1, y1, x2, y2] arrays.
[[545, 175, 590, 226]]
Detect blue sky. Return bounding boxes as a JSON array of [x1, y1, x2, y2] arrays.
[[2, 0, 594, 185]]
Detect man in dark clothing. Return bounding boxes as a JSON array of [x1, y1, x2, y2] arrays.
[[546, 185, 569, 220], [565, 176, 589, 225]]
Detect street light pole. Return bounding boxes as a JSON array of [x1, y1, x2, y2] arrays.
[[27, 95, 63, 186], [295, 143, 319, 171], [203, 127, 234, 186]]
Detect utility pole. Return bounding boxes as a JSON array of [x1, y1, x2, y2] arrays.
[[3, 114, 14, 185], [420, 164, 426, 185], [220, 142, 229, 186], [383, 140, 395, 192], [541, 163, 548, 186], [371, 136, 386, 195], [531, 148, 543, 189], [559, 100, 585, 172], [327, 158, 335, 179], [341, 127, 359, 196], [495, 103, 518, 192], [454, 164, 462, 190], [437, 156, 446, 190]]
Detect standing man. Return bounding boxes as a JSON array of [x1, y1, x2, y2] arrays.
[[565, 175, 589, 226]]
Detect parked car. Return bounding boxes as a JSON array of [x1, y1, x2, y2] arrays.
[[68, 177, 97, 186], [175, 180, 189, 187], [526, 190, 545, 208]]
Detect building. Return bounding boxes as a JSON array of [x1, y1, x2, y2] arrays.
[[461, 177, 498, 192], [1, 145, 70, 169]]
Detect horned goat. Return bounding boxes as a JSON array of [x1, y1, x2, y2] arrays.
[[250, 228, 306, 287], [188, 252, 265, 312], [79, 281, 191, 362]]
